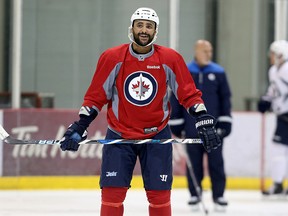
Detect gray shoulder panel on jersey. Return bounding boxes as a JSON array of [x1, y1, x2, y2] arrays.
[[103, 62, 123, 100], [162, 64, 179, 99], [102, 62, 122, 120]]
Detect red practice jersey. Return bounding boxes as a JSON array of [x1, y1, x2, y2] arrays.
[[83, 44, 203, 139]]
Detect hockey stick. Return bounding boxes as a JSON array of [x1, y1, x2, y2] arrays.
[[0, 124, 202, 145], [260, 113, 266, 192], [184, 146, 209, 215]]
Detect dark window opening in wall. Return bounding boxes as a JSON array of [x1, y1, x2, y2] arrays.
[[267, 0, 275, 78], [3, 0, 11, 91], [205, 0, 218, 62], [268, 0, 275, 50]]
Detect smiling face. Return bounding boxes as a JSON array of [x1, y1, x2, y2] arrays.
[[132, 19, 156, 47]]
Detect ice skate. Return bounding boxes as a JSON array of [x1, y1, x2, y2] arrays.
[[262, 183, 283, 196], [213, 197, 228, 212], [188, 196, 200, 211]]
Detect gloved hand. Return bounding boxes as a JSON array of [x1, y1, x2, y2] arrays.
[[60, 122, 87, 151], [216, 116, 232, 139], [257, 100, 271, 113], [195, 114, 221, 152]]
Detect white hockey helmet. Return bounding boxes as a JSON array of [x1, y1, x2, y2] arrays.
[[269, 40, 288, 61], [128, 7, 159, 46]]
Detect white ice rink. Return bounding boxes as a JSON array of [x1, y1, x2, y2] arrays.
[[0, 189, 287, 216]]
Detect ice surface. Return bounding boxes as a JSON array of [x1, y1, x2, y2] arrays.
[[0, 189, 287, 216]]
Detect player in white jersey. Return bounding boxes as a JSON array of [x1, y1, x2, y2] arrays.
[[258, 40, 288, 195]]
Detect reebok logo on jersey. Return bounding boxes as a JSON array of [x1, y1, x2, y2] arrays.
[[147, 65, 160, 69], [106, 171, 117, 177], [195, 119, 214, 128]]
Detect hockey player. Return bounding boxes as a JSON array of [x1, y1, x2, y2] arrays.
[[258, 40, 288, 196], [169, 40, 232, 208], [59, 7, 221, 216]]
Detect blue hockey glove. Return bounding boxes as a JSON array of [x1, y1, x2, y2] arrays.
[[60, 122, 87, 151], [216, 116, 232, 139], [257, 100, 271, 113], [195, 114, 222, 152], [60, 106, 98, 151]]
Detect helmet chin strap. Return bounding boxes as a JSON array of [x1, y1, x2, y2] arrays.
[[128, 27, 158, 47]]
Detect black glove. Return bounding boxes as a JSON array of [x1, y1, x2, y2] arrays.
[[257, 100, 271, 113], [195, 114, 222, 152], [216, 116, 232, 139], [60, 122, 87, 151]]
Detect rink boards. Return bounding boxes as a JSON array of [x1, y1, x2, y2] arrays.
[[0, 109, 284, 189]]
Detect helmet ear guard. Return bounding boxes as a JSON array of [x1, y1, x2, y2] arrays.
[[128, 7, 159, 47]]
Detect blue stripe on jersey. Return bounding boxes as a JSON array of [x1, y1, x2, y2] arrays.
[[187, 60, 225, 74]]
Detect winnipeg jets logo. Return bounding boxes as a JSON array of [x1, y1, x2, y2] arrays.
[[132, 73, 150, 99], [124, 71, 157, 106]]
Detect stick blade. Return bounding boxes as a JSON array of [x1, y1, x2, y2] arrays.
[[4, 137, 60, 145], [2, 136, 36, 144], [0, 124, 10, 140]]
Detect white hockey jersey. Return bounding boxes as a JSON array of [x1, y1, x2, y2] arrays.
[[264, 61, 288, 115]]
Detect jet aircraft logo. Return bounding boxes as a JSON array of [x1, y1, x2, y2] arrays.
[[124, 71, 158, 106]]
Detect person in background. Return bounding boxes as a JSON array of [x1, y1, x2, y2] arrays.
[[59, 8, 221, 216], [169, 40, 232, 208], [258, 39, 288, 196]]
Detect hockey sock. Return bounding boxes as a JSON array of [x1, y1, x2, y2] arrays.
[[100, 187, 128, 216], [146, 190, 171, 216]]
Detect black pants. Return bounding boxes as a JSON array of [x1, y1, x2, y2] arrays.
[[186, 143, 225, 200]]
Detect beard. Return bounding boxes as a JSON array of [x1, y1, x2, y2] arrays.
[[133, 32, 154, 46]]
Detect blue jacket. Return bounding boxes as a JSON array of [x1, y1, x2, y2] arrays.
[[169, 60, 232, 138]]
